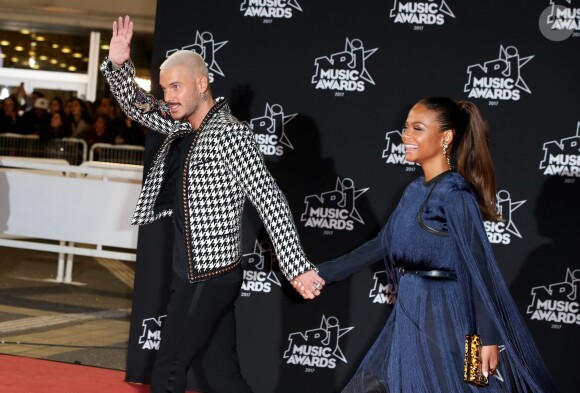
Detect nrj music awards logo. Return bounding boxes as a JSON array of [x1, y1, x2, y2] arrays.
[[539, 1, 580, 41], [283, 315, 354, 369], [244, 103, 297, 157], [312, 38, 378, 93], [527, 268, 580, 326], [369, 270, 398, 304], [301, 177, 369, 232], [382, 130, 418, 167], [241, 240, 281, 295], [484, 190, 526, 245], [166, 31, 228, 83], [389, 0, 455, 25], [539, 122, 580, 178], [464, 45, 534, 102], [240, 0, 302, 19], [138, 315, 166, 350]]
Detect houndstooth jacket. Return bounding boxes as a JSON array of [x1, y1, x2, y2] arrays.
[[101, 58, 315, 282]]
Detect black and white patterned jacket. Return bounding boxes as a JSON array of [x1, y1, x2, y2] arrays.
[[101, 58, 315, 282]]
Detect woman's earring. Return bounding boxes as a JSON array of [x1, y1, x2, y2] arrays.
[[442, 140, 452, 170]]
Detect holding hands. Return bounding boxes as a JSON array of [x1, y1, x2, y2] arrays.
[[291, 270, 325, 300], [109, 15, 134, 67]]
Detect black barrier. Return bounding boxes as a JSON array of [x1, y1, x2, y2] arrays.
[[123, 1, 580, 392]]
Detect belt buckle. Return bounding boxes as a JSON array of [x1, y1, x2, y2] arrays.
[[399, 267, 406, 276]]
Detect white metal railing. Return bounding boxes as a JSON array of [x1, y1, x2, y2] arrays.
[[89, 143, 145, 165], [0, 133, 87, 165]]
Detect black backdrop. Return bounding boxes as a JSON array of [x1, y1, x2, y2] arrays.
[[124, 1, 580, 392]]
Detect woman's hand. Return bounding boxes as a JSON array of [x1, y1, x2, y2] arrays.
[[481, 344, 499, 378]]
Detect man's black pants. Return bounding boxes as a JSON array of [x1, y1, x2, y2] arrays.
[[150, 266, 253, 393]]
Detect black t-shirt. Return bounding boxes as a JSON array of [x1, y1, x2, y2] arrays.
[[171, 132, 196, 278]]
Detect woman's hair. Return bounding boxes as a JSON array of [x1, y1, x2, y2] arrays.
[[417, 97, 500, 221]]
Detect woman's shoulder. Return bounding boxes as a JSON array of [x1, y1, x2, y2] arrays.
[[439, 171, 473, 193]]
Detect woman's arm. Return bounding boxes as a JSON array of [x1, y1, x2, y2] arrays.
[[317, 234, 384, 284]]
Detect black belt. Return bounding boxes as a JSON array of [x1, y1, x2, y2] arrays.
[[398, 267, 457, 280]]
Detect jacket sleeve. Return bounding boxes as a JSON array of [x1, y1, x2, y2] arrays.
[[217, 123, 316, 281], [317, 235, 384, 284], [100, 57, 179, 135]]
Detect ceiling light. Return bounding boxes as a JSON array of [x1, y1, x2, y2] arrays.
[[36, 36, 46, 42], [52, 43, 59, 49], [68, 65, 77, 72], [100, 44, 110, 50], [50, 59, 58, 64], [11, 56, 18, 62], [61, 47, 71, 53], [14, 45, 24, 51], [0, 40, 9, 46], [59, 63, 66, 68], [20, 29, 30, 35], [29, 57, 36, 68], [72, 52, 82, 58], [39, 55, 48, 61]]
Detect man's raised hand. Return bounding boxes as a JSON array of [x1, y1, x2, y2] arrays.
[[109, 16, 134, 67]]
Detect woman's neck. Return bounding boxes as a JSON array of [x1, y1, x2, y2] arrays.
[[422, 161, 451, 182]]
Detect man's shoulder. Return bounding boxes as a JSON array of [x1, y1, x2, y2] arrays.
[[212, 108, 250, 134]]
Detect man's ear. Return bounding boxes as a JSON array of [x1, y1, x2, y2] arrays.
[[198, 75, 209, 94]]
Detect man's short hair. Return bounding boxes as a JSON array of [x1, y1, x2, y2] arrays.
[[160, 50, 209, 78]]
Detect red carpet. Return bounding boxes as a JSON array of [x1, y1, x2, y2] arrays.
[[0, 354, 200, 393]]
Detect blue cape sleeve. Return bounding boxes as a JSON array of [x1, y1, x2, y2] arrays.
[[445, 189, 557, 392], [317, 234, 384, 284]]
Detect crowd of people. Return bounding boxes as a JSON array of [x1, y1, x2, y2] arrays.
[[0, 87, 146, 147]]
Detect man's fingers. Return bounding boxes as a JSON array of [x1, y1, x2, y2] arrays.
[[118, 16, 124, 34], [124, 16, 134, 41]]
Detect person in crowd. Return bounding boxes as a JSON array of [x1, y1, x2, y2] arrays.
[[113, 115, 146, 146], [19, 97, 51, 136], [293, 97, 557, 392], [69, 97, 92, 139], [0, 95, 22, 133], [45, 110, 72, 140], [102, 16, 324, 393], [64, 98, 73, 118], [84, 99, 97, 121], [96, 95, 145, 145], [85, 114, 113, 147], [49, 97, 65, 114], [96, 96, 120, 120]]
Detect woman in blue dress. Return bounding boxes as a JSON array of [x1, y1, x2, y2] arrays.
[[292, 97, 557, 392]]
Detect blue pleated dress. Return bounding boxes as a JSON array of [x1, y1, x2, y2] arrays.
[[318, 171, 557, 393]]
